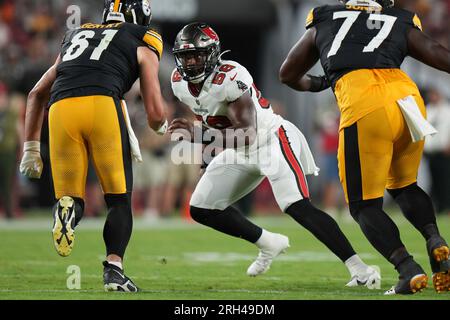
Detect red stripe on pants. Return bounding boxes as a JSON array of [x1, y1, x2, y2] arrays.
[[278, 126, 310, 198]]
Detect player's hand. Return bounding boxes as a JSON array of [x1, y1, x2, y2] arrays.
[[19, 141, 43, 179], [168, 118, 194, 141]]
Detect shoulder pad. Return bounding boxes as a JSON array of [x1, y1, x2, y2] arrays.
[[143, 29, 163, 60], [305, 5, 331, 29], [218, 60, 253, 102]]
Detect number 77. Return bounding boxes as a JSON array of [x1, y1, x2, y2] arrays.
[[327, 11, 398, 58]]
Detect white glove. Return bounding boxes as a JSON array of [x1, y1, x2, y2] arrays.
[[19, 141, 43, 179], [156, 119, 168, 135]]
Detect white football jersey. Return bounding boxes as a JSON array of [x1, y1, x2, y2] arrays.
[[171, 60, 283, 145]]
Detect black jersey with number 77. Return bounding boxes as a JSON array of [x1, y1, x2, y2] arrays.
[[306, 3, 423, 87], [49, 22, 163, 106]]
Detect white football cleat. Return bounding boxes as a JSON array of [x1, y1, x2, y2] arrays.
[[346, 265, 381, 290], [247, 233, 290, 277]]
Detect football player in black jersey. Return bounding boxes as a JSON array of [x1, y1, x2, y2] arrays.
[[19, 0, 168, 292], [280, 0, 450, 294]]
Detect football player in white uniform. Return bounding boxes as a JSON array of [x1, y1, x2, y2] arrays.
[[168, 22, 380, 288]]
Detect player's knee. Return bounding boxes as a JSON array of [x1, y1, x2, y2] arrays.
[[190, 206, 207, 223], [104, 193, 132, 215], [349, 198, 383, 222], [387, 182, 418, 200], [285, 199, 314, 216], [190, 206, 213, 224]]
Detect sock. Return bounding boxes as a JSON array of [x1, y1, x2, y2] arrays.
[[104, 193, 133, 258], [345, 254, 368, 277], [388, 183, 439, 240], [350, 198, 405, 261], [108, 261, 123, 270], [255, 229, 274, 249], [286, 199, 356, 262], [190, 206, 263, 243]]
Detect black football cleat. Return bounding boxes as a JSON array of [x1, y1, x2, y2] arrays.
[[426, 236, 450, 293], [103, 261, 140, 292], [384, 261, 428, 295]]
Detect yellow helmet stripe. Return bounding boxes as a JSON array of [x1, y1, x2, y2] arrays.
[[113, 0, 121, 12]]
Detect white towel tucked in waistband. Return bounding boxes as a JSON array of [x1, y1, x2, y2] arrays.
[[121, 100, 143, 163], [298, 129, 320, 176], [397, 95, 437, 143]]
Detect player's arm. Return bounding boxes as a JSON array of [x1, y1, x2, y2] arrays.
[[168, 91, 257, 148], [279, 28, 329, 92], [224, 91, 257, 147], [279, 28, 330, 92], [20, 54, 60, 179], [137, 46, 167, 134], [24, 55, 60, 142], [407, 28, 450, 73]]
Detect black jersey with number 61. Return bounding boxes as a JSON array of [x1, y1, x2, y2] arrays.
[[306, 3, 422, 86], [49, 22, 163, 105]]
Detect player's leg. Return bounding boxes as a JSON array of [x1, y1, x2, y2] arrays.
[[264, 121, 379, 288], [89, 97, 137, 292], [340, 108, 427, 295], [386, 96, 450, 292], [48, 97, 89, 257], [190, 148, 289, 276]]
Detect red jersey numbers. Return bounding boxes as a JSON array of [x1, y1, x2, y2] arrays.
[[172, 70, 182, 82], [212, 72, 225, 85], [219, 64, 236, 73], [212, 64, 236, 86], [252, 83, 270, 109]]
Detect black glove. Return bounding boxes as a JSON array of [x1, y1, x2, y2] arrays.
[[308, 75, 330, 92]]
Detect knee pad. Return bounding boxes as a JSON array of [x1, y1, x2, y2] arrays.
[[349, 198, 383, 222]]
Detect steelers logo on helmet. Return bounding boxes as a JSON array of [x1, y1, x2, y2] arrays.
[[173, 22, 221, 83], [338, 0, 394, 7], [103, 0, 152, 26], [142, 0, 151, 16]]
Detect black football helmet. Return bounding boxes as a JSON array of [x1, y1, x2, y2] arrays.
[[102, 0, 152, 26], [173, 22, 221, 83], [339, 0, 394, 8]]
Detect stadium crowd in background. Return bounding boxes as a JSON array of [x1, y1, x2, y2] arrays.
[[0, 0, 449, 219]]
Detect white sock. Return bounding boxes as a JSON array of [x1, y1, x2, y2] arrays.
[[255, 229, 273, 249], [108, 261, 123, 270], [344, 254, 367, 277]]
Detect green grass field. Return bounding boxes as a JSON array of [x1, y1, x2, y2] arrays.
[[0, 212, 449, 300]]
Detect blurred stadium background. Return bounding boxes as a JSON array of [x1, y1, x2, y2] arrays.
[[0, 0, 450, 300], [0, 0, 449, 220]]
